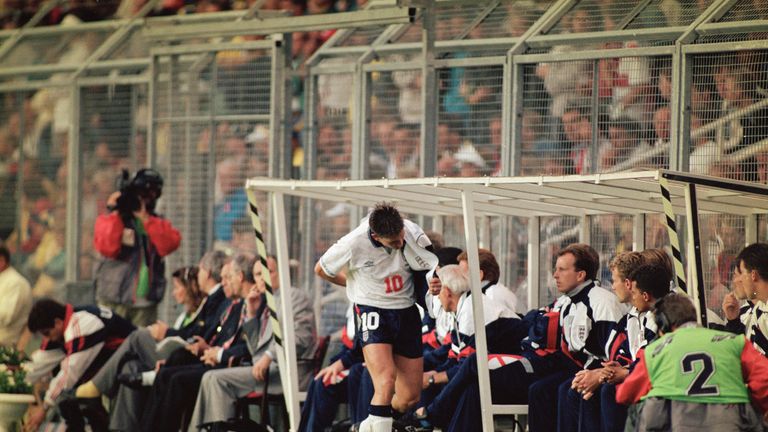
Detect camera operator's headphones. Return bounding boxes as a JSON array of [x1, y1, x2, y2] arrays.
[[131, 168, 163, 198], [653, 295, 674, 334], [115, 168, 163, 198]]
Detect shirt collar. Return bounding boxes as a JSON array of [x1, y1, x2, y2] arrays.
[[368, 228, 383, 248], [566, 280, 594, 299]]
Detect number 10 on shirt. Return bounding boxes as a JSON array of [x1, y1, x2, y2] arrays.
[[385, 275, 404, 294]]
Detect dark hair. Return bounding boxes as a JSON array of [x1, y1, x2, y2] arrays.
[[654, 294, 696, 333], [172, 266, 205, 310], [628, 264, 672, 300], [458, 249, 500, 284], [369, 203, 404, 238], [200, 250, 229, 283], [640, 248, 674, 284], [736, 243, 768, 281], [557, 243, 600, 281], [28, 299, 66, 333], [0, 245, 9, 263], [436, 247, 463, 267]]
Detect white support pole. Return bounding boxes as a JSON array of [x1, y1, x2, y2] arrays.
[[579, 215, 591, 245], [527, 216, 541, 310], [461, 189, 494, 432], [479, 215, 491, 249], [633, 214, 646, 252], [271, 192, 301, 431]]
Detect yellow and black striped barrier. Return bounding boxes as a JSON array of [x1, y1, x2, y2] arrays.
[[659, 176, 688, 296], [246, 189, 283, 348]]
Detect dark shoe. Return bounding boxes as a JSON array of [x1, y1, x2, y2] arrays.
[[393, 415, 433, 432], [117, 372, 143, 389]]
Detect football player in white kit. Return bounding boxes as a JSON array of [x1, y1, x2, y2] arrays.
[[315, 203, 437, 432]]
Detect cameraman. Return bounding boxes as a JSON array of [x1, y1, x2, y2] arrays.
[[93, 168, 181, 326]]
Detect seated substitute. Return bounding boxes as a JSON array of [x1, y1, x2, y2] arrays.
[[617, 293, 768, 431], [732, 243, 768, 353], [24, 299, 135, 432], [561, 256, 670, 432]]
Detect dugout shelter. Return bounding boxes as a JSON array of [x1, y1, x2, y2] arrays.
[[246, 169, 768, 431]]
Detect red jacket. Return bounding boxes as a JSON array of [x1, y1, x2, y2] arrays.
[[93, 212, 180, 305]]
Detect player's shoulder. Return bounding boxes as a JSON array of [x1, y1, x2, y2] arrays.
[[403, 219, 431, 246], [403, 219, 425, 235]]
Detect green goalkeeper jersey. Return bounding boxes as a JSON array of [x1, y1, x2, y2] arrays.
[[644, 326, 749, 404]]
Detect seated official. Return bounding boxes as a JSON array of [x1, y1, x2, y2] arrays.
[[74, 259, 225, 432], [188, 255, 317, 431]]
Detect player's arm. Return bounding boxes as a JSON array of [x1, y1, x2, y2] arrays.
[[741, 337, 768, 413], [315, 262, 347, 287], [615, 349, 651, 405]]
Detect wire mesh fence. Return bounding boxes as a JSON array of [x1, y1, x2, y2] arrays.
[[473, 0, 553, 39], [437, 64, 503, 176], [518, 53, 671, 175], [539, 215, 581, 306], [688, 50, 768, 182], [699, 213, 745, 321], [78, 83, 143, 284], [368, 69, 421, 179], [0, 88, 69, 300]]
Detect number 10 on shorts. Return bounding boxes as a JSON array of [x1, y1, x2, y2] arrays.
[[385, 274, 404, 294], [360, 311, 380, 331]]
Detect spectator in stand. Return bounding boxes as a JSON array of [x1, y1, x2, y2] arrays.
[[0, 245, 32, 349], [599, 116, 648, 170], [715, 61, 768, 151], [436, 121, 463, 176], [617, 294, 768, 430], [93, 168, 181, 326], [689, 113, 720, 174], [214, 157, 248, 244], [561, 104, 609, 174]]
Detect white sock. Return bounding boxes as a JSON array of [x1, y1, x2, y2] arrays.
[[370, 415, 393, 432], [358, 416, 374, 432], [141, 371, 156, 386]]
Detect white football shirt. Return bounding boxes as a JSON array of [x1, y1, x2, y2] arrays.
[[319, 219, 432, 309]]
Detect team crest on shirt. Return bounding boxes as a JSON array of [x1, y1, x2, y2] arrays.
[[576, 325, 587, 342], [362, 330, 369, 342]]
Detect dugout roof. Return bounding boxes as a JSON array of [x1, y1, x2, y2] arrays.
[[246, 169, 768, 218]]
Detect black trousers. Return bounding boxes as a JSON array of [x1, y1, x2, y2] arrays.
[[140, 363, 214, 432]]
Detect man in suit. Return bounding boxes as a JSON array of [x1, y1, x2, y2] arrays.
[[139, 254, 254, 432], [188, 255, 317, 430]]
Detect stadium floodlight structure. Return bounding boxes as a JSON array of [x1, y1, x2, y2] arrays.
[[246, 169, 768, 432]]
